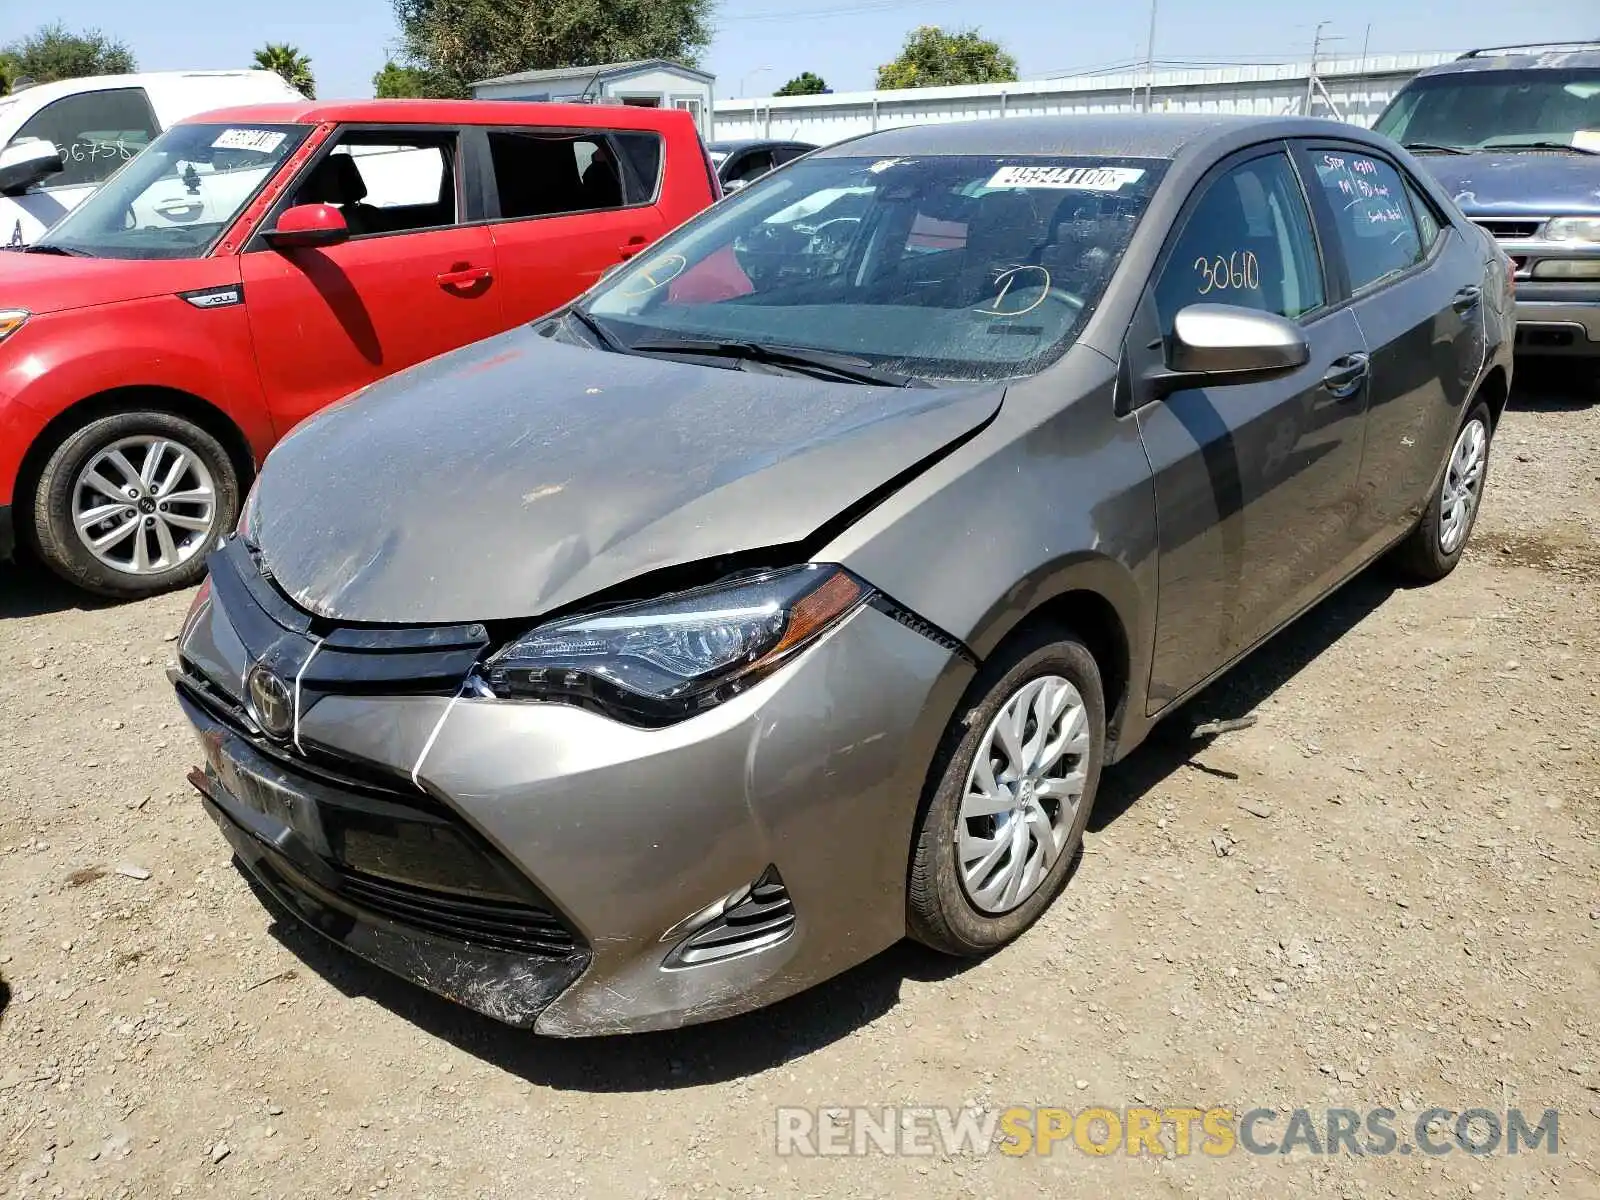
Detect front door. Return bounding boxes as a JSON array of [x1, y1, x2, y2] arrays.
[[1134, 147, 1372, 710], [477, 127, 669, 324], [239, 126, 501, 434], [1293, 141, 1489, 557]]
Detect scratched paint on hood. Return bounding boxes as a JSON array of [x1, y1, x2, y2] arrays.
[[251, 324, 1003, 624]]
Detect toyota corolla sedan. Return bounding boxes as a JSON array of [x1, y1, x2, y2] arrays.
[[171, 114, 1512, 1037]]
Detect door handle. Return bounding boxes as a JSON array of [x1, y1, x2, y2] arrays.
[[619, 235, 649, 260], [437, 266, 493, 289], [1451, 284, 1482, 312], [1321, 352, 1370, 399]]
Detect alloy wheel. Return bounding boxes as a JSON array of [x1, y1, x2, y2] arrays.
[[70, 436, 218, 576], [957, 674, 1091, 915], [1438, 417, 1488, 555]]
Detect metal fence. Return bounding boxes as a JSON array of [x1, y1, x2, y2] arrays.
[[710, 52, 1457, 145]]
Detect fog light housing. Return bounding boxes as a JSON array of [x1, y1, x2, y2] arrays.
[[1530, 260, 1600, 280]]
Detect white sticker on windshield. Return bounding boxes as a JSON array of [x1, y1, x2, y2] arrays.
[[211, 129, 286, 153], [1572, 129, 1600, 152], [986, 165, 1145, 191], [868, 158, 903, 173]]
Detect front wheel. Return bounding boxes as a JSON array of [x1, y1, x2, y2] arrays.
[[31, 410, 239, 599], [1389, 400, 1493, 582], [907, 626, 1107, 956]]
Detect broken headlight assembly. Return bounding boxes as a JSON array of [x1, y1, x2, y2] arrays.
[[481, 564, 871, 724]]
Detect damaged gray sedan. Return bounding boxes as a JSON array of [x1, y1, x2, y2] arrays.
[[172, 114, 1511, 1035]]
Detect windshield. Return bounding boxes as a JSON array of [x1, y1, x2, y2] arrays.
[[1375, 69, 1600, 151], [582, 153, 1165, 381], [35, 122, 310, 260]]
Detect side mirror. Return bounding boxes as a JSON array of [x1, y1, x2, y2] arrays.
[[1166, 303, 1310, 380], [263, 203, 350, 250], [0, 139, 64, 196]]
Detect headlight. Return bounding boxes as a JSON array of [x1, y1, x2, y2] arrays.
[[1543, 217, 1600, 243], [483, 564, 871, 723], [236, 478, 261, 545], [0, 309, 29, 343]]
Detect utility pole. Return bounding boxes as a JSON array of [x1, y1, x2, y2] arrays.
[[1142, 0, 1159, 112], [1304, 21, 1329, 116], [1358, 22, 1371, 72]]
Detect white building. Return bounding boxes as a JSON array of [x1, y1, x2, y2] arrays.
[[471, 59, 715, 139], [710, 52, 1457, 146]]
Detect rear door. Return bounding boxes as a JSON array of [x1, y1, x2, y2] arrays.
[[472, 126, 669, 324], [239, 125, 500, 433], [1132, 145, 1371, 708], [1292, 141, 1487, 558]]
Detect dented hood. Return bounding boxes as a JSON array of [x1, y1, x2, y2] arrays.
[[252, 326, 1002, 625], [1414, 152, 1600, 217]]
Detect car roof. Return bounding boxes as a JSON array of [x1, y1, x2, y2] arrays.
[[707, 138, 816, 151], [811, 112, 1357, 161], [180, 98, 698, 131], [1415, 44, 1600, 76]]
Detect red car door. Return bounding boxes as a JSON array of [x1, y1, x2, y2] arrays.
[[239, 126, 502, 434], [479, 127, 669, 324]]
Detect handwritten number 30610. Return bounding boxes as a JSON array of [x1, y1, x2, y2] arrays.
[[1194, 251, 1260, 294]]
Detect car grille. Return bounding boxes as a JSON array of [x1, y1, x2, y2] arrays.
[[1473, 218, 1543, 241], [176, 668, 582, 962]]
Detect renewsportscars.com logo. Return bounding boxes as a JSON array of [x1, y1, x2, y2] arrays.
[[774, 1105, 1560, 1158]]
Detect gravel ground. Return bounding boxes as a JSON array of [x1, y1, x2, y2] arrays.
[[2, 363, 1598, 1199]]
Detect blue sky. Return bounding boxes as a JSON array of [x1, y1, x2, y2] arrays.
[[3, 1, 1597, 100]]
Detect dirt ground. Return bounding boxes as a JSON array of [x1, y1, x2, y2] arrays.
[[2, 363, 1598, 1199]]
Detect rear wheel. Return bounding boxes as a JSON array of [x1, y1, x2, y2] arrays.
[[31, 410, 239, 599], [1389, 400, 1493, 582], [907, 626, 1106, 956]]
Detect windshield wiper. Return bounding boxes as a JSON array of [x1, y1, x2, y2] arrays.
[[626, 338, 928, 387], [1483, 139, 1600, 156], [1402, 141, 1469, 155], [23, 243, 93, 257], [563, 306, 626, 352]]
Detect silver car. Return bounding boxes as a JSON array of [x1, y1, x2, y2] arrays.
[[172, 114, 1512, 1035]]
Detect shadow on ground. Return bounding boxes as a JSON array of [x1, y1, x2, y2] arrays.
[[253, 569, 1401, 1091], [1508, 360, 1597, 412], [0, 561, 122, 621]]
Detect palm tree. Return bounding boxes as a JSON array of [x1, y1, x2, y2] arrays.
[[253, 43, 315, 98]]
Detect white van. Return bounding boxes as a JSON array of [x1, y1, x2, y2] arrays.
[[0, 70, 305, 248]]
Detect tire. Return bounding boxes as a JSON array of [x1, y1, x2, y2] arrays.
[[31, 410, 239, 599], [1389, 399, 1493, 583], [907, 624, 1107, 957]]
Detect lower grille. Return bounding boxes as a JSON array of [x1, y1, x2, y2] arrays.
[[337, 871, 577, 957], [177, 680, 582, 962]]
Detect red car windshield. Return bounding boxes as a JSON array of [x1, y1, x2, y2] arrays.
[[34, 122, 309, 260]]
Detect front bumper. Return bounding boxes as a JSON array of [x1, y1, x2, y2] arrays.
[[1513, 286, 1600, 355], [172, 543, 970, 1035]]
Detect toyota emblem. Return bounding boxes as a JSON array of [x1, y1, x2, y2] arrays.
[[245, 662, 294, 740]]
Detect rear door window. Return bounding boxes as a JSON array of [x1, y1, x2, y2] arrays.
[[1303, 148, 1424, 292], [6, 87, 159, 189], [487, 131, 643, 218]]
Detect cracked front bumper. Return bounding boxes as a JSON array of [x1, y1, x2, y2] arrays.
[[173, 573, 970, 1036]]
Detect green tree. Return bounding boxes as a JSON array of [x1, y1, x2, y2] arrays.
[[775, 71, 827, 97], [876, 26, 1017, 90], [373, 60, 436, 97], [254, 43, 316, 98], [391, 0, 712, 99], [0, 23, 135, 85]]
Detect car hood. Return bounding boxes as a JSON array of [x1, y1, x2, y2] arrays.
[[0, 249, 193, 315], [1413, 151, 1600, 217], [251, 327, 1004, 625]]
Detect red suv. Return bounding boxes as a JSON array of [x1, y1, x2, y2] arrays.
[[0, 99, 720, 596]]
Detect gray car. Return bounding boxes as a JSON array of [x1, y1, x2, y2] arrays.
[[171, 114, 1513, 1037]]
